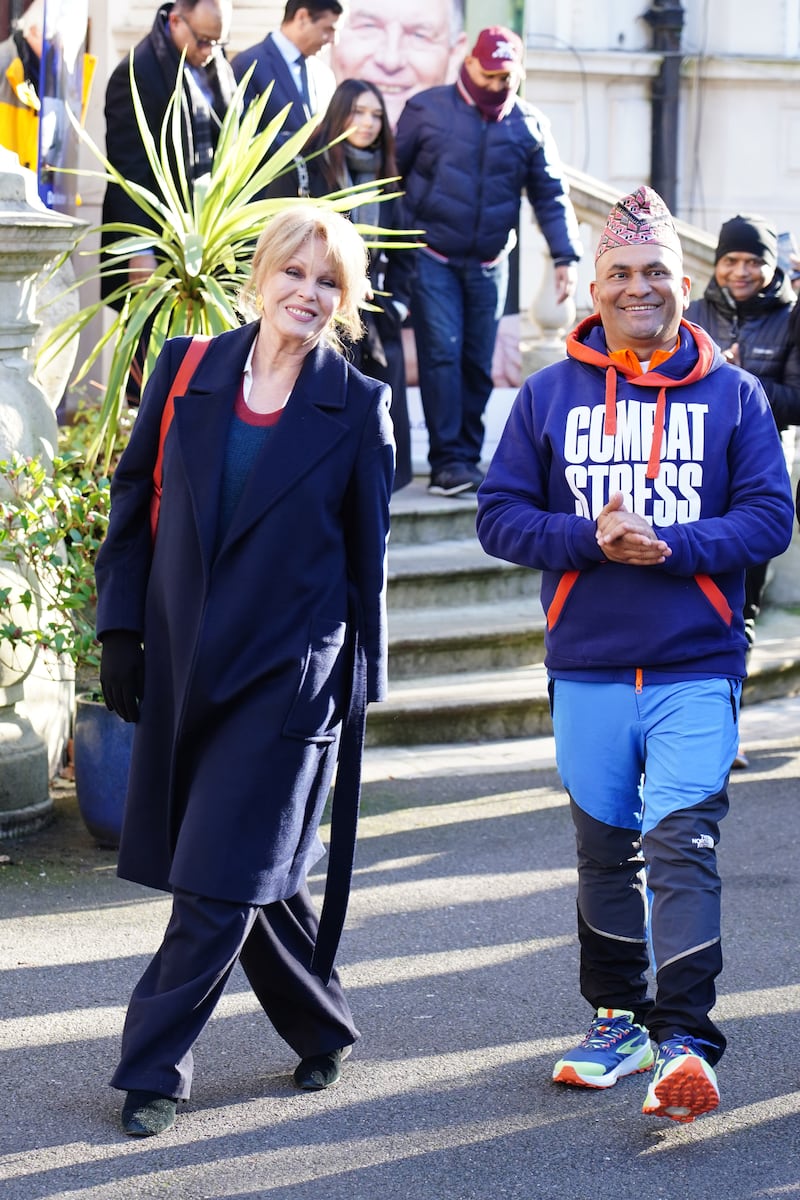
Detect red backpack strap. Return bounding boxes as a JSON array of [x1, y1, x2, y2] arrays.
[[150, 336, 212, 541]]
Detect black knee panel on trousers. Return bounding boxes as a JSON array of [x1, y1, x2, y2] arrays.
[[570, 798, 651, 1017]]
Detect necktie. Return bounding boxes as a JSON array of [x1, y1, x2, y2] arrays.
[[297, 55, 311, 110]]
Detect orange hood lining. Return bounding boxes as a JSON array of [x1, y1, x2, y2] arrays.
[[565, 316, 717, 480]]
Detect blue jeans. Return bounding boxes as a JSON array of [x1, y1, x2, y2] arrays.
[[411, 250, 509, 473]]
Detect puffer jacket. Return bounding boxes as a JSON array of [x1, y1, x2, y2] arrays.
[[395, 82, 582, 267], [686, 270, 800, 430]]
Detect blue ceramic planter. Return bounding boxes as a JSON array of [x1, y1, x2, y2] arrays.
[[73, 692, 133, 849]]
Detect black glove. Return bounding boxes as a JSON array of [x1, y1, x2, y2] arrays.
[[99, 630, 145, 723]]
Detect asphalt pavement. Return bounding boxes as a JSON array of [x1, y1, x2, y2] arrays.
[[1, 697, 800, 1200]]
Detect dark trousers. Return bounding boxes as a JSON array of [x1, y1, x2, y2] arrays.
[[110, 884, 359, 1099], [572, 795, 729, 1065], [411, 250, 509, 473]]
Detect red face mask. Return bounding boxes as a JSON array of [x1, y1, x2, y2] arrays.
[[458, 64, 515, 122]]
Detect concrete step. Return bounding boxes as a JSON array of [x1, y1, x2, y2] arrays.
[[388, 480, 480, 546], [367, 664, 551, 747], [737, 607, 800, 705], [368, 605, 800, 748], [378, 478, 800, 749], [387, 538, 537, 609], [388, 598, 546, 679]]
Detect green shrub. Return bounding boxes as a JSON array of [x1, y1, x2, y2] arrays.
[[40, 57, 412, 467], [0, 414, 119, 676]]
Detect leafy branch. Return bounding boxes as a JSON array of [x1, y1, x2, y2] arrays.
[[0, 444, 112, 677], [39, 56, 421, 467]]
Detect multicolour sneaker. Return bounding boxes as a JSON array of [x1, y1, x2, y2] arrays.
[[552, 1008, 654, 1088], [642, 1035, 720, 1122]]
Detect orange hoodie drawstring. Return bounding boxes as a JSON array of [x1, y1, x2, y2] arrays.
[[568, 316, 719, 487], [604, 366, 617, 437], [647, 387, 667, 480], [602, 368, 666, 481]]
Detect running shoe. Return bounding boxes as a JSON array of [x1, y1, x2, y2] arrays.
[[552, 1008, 654, 1088], [642, 1035, 720, 1122]]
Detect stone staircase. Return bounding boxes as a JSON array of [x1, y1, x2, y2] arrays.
[[367, 479, 546, 747], [365, 478, 800, 748]]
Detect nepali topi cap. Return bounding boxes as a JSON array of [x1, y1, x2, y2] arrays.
[[595, 185, 682, 262]]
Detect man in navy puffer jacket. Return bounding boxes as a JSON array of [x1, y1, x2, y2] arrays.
[[396, 25, 582, 496]]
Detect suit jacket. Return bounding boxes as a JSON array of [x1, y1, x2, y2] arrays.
[[232, 32, 335, 138], [100, 2, 237, 303], [95, 323, 394, 917]]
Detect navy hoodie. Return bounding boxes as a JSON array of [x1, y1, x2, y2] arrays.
[[476, 316, 794, 683]]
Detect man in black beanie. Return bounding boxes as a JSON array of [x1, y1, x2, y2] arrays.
[[687, 213, 800, 765]]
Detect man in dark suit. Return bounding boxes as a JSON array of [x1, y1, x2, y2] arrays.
[[232, 0, 341, 138], [100, 0, 237, 306]]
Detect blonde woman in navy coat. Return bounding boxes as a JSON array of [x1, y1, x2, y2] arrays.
[[95, 205, 394, 1137]]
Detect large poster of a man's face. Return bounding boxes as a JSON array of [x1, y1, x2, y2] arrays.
[[330, 0, 467, 131]]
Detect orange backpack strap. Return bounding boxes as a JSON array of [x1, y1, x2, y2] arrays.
[[150, 337, 212, 541]]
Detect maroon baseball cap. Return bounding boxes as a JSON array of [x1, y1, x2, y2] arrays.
[[470, 26, 524, 73]]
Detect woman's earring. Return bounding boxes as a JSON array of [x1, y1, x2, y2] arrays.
[[256, 294, 264, 312]]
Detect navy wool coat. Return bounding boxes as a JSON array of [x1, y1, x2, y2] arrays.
[[95, 323, 394, 908]]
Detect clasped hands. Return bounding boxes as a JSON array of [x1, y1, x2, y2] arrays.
[[595, 492, 671, 566]]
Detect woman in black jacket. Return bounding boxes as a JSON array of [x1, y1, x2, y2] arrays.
[[300, 79, 414, 490]]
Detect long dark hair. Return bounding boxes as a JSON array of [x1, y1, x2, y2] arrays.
[[303, 79, 397, 194]]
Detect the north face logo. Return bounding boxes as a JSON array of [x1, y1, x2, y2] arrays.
[[691, 834, 715, 850]]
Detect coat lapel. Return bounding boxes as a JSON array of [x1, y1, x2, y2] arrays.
[[171, 324, 257, 568], [171, 329, 353, 567], [217, 341, 351, 553]]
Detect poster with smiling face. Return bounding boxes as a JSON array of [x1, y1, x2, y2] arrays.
[[331, 0, 526, 397], [330, 0, 470, 134]]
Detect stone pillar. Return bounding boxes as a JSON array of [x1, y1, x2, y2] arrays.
[[522, 244, 577, 376], [0, 564, 51, 836], [0, 150, 85, 837]]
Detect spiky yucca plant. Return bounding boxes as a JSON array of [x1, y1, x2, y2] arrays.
[[41, 56, 413, 467]]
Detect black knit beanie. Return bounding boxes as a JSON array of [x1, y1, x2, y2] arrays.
[[715, 214, 778, 270]]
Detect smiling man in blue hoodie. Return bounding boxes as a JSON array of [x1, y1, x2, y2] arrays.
[[477, 186, 794, 1124]]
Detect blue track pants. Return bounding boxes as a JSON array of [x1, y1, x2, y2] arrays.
[[551, 676, 740, 1064]]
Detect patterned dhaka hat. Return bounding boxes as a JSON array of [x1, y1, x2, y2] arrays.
[[595, 185, 683, 262]]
